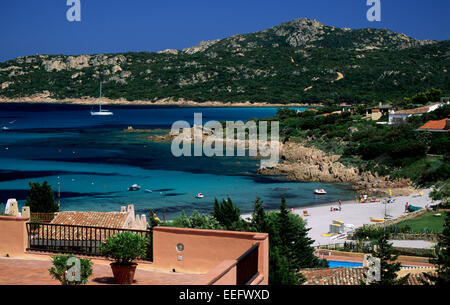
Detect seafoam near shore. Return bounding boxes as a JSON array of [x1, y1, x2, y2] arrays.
[[242, 188, 439, 246]]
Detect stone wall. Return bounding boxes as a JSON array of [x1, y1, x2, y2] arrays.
[[390, 233, 438, 242]]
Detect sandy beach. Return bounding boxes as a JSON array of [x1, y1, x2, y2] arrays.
[[242, 188, 439, 247]]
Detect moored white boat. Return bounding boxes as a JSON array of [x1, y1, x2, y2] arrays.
[[91, 81, 113, 116], [128, 184, 141, 191], [314, 188, 327, 195]]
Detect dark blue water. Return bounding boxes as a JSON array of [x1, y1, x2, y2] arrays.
[[0, 103, 354, 218]]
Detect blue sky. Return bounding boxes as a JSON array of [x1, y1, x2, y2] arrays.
[[0, 0, 448, 62]]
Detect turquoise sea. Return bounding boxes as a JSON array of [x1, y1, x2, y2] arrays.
[[0, 104, 354, 219]]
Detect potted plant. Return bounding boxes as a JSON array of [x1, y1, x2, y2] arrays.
[[100, 231, 147, 284], [48, 254, 93, 285]]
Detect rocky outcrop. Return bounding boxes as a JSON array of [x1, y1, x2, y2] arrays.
[[257, 142, 413, 195]]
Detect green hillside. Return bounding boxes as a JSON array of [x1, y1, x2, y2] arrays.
[[0, 18, 448, 104]]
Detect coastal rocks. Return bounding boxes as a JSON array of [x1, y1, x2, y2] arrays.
[[1, 82, 13, 90], [257, 142, 413, 195]]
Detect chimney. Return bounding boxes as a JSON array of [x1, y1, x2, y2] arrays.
[[21, 206, 31, 219], [127, 204, 135, 219], [5, 199, 19, 216], [141, 214, 147, 229], [135, 214, 142, 229]]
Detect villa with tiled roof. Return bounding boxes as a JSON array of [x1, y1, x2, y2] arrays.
[[389, 102, 448, 124], [417, 118, 449, 132], [301, 267, 437, 285], [32, 205, 148, 242], [49, 204, 147, 230]]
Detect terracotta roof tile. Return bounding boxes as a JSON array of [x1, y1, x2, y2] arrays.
[[32, 211, 131, 241], [395, 103, 441, 115], [418, 118, 448, 131], [51, 211, 128, 228], [301, 267, 437, 285]]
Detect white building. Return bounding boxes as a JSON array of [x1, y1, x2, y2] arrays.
[[388, 102, 447, 124]]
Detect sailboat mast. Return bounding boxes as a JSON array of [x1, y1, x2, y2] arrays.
[[99, 81, 102, 111]]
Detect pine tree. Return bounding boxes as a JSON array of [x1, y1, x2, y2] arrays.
[[211, 196, 241, 230], [278, 196, 323, 268], [370, 233, 409, 285], [251, 197, 270, 233], [25, 181, 59, 213], [269, 246, 305, 285], [424, 211, 450, 285]]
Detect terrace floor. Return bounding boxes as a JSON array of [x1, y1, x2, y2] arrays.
[[0, 256, 203, 285]]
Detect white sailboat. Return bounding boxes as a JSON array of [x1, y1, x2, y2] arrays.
[[90, 82, 113, 116]]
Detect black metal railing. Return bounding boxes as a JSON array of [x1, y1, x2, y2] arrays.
[[236, 243, 259, 285], [26, 222, 153, 261]]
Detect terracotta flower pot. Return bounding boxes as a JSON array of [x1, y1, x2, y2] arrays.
[[110, 263, 138, 284]]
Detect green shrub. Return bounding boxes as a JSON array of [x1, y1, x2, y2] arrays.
[[100, 232, 147, 264], [48, 254, 93, 285]]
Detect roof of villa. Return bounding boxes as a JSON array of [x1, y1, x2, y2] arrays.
[[33, 212, 143, 241], [50, 211, 128, 228], [394, 102, 441, 115], [300, 267, 437, 285], [418, 118, 449, 131]]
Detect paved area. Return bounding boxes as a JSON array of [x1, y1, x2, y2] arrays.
[[390, 240, 436, 249], [0, 257, 203, 285]]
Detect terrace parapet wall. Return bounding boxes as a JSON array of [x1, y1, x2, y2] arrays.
[[0, 216, 29, 256], [152, 226, 269, 284]]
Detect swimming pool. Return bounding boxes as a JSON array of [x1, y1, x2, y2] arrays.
[[327, 260, 363, 268]]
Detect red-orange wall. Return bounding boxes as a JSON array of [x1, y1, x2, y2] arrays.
[[0, 216, 29, 256], [153, 226, 268, 284]]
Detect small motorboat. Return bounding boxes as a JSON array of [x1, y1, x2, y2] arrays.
[[128, 184, 141, 191], [2, 126, 9, 131], [196, 193, 204, 199], [314, 189, 327, 195], [145, 189, 153, 193]]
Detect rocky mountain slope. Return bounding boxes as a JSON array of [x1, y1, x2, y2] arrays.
[[0, 18, 448, 104]]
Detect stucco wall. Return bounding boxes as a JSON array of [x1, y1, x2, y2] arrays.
[[153, 226, 268, 284], [0, 216, 29, 255]]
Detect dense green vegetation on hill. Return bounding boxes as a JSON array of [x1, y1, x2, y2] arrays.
[[0, 18, 449, 104], [270, 97, 450, 194]]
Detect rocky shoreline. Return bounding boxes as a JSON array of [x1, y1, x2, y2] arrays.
[[0, 94, 313, 108], [258, 142, 414, 196], [130, 127, 414, 196]]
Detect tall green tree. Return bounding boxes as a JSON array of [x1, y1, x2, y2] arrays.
[[265, 196, 326, 284], [277, 196, 326, 269], [211, 197, 242, 230], [369, 234, 409, 285], [424, 211, 450, 285], [269, 246, 305, 285], [25, 181, 59, 213], [251, 197, 270, 233]]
